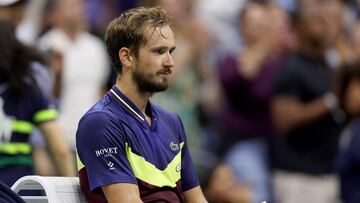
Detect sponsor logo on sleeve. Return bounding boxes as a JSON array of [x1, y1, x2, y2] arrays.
[[107, 161, 115, 170], [95, 147, 118, 158]]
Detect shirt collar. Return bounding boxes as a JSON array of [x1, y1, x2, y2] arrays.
[[109, 85, 147, 122]]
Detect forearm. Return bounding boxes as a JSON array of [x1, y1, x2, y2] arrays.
[[52, 147, 76, 176], [184, 186, 208, 203], [33, 147, 56, 176], [39, 121, 76, 176], [271, 96, 330, 132], [102, 183, 143, 203]]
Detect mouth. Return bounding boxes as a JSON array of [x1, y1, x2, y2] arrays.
[[157, 68, 172, 75]]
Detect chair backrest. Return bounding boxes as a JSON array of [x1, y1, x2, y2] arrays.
[[11, 175, 87, 203]]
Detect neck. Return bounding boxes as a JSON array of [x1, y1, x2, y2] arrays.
[[59, 24, 79, 42], [297, 34, 327, 59], [300, 42, 325, 60], [115, 78, 152, 116]]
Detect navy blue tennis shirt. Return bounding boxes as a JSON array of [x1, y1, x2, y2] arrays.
[[76, 86, 199, 202], [0, 83, 57, 186]]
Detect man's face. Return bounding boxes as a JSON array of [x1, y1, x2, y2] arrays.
[[131, 25, 175, 93], [241, 4, 268, 45], [298, 0, 343, 48], [56, 0, 86, 30]]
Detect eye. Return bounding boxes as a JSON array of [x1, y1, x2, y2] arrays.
[[169, 47, 176, 55], [152, 48, 166, 55]]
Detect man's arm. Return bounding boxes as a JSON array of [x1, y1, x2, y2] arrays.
[[39, 120, 76, 176], [102, 183, 143, 203], [32, 146, 55, 176], [183, 186, 208, 203], [271, 95, 331, 132]]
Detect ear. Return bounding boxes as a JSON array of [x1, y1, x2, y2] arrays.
[[119, 47, 133, 68]]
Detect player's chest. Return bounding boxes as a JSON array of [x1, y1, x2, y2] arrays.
[[124, 124, 182, 169]]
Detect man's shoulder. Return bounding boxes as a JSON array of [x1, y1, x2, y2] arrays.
[[275, 53, 311, 81], [80, 95, 116, 123], [38, 28, 70, 53], [76, 100, 122, 142], [81, 93, 136, 126]]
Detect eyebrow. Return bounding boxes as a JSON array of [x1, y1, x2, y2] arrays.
[[151, 46, 176, 51]]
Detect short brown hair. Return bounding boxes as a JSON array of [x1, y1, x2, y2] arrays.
[[105, 6, 172, 74]]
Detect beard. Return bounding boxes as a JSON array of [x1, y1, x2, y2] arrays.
[[132, 67, 171, 93]]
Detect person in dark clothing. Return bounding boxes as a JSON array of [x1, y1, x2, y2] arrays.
[[270, 0, 346, 202], [0, 21, 75, 187], [336, 63, 360, 203]]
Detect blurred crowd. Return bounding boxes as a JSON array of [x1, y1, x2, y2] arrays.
[[1, 0, 360, 203]]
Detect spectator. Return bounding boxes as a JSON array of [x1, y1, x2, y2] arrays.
[[216, 2, 289, 203], [271, 0, 347, 202], [0, 0, 61, 177], [336, 63, 360, 203], [38, 0, 110, 153], [0, 21, 75, 187], [0, 0, 53, 96]]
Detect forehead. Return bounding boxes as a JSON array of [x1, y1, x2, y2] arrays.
[[299, 0, 341, 13], [244, 4, 266, 18], [143, 25, 175, 47]]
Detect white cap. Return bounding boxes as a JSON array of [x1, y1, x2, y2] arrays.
[[0, 0, 21, 6]]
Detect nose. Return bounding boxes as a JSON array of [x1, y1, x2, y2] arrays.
[[164, 53, 175, 68]]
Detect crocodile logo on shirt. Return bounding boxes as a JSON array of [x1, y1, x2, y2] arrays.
[[0, 98, 13, 142], [170, 141, 179, 151], [176, 163, 181, 172]]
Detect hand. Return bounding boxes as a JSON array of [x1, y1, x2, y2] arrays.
[[205, 164, 252, 203], [323, 92, 337, 111]]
